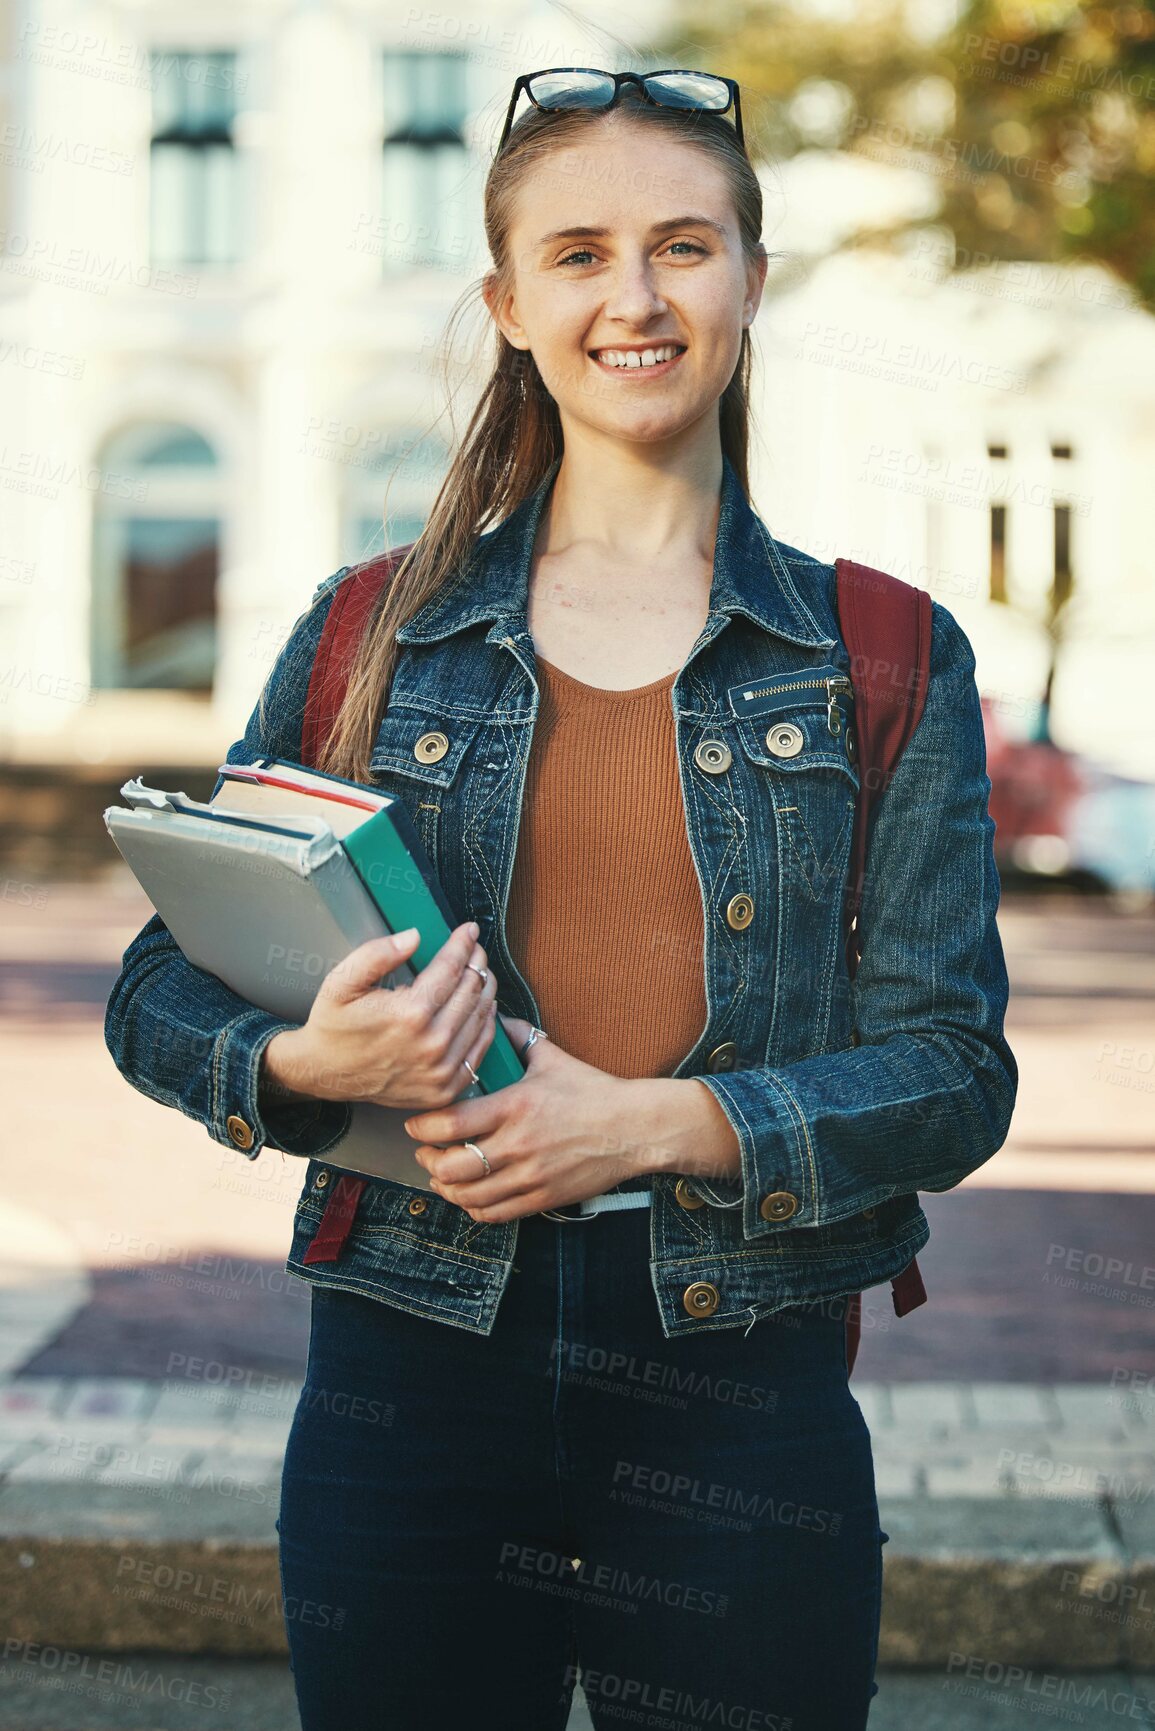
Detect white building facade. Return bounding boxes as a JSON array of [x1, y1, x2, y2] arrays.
[[1, 0, 1152, 781]]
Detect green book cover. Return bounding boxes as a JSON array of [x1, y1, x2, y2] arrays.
[[229, 758, 525, 1095]]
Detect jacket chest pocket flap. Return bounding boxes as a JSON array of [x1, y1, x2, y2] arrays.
[[729, 681, 860, 892], [369, 707, 487, 861], [369, 706, 487, 787]]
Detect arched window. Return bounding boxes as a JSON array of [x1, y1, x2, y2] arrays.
[[91, 421, 221, 691], [341, 427, 450, 565]]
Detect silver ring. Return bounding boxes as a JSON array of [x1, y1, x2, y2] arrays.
[[520, 1026, 548, 1059], [463, 1141, 491, 1176], [462, 1056, 480, 1084], [465, 963, 489, 987]]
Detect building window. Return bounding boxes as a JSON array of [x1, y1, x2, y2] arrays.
[[989, 503, 1008, 604], [149, 51, 241, 266], [380, 51, 469, 273], [91, 423, 221, 691], [1051, 442, 1075, 610], [341, 428, 449, 565], [986, 445, 1008, 604], [1052, 503, 1073, 610]]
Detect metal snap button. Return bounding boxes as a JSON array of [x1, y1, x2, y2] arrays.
[[725, 893, 754, 931], [765, 721, 804, 758], [706, 1041, 737, 1073], [682, 1281, 721, 1318], [845, 725, 858, 763], [759, 1190, 799, 1223], [226, 1114, 254, 1150], [674, 1177, 706, 1210], [861, 1206, 877, 1220], [408, 1197, 428, 1215], [313, 1170, 331, 1190], [694, 738, 732, 775], [414, 730, 449, 764]]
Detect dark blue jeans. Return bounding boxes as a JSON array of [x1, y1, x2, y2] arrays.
[[278, 1206, 888, 1730]]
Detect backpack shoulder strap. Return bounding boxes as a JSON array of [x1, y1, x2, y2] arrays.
[[835, 557, 934, 981], [834, 557, 934, 1363], [300, 544, 414, 770], [297, 541, 412, 1268]]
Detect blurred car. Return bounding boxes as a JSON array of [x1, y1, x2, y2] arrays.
[[981, 697, 1155, 902]]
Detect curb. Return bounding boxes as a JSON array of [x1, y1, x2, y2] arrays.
[[3, 1490, 1153, 1664]]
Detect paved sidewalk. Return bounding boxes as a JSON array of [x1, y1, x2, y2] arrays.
[[0, 1204, 90, 1380], [0, 1657, 1154, 1730], [4, 884, 1155, 1714], [3, 1371, 1154, 1667]]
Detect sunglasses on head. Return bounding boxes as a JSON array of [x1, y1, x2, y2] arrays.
[[497, 67, 744, 155]]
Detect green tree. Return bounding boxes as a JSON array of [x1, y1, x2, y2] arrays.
[[670, 0, 1155, 308]]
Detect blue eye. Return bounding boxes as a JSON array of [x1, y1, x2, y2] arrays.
[[556, 239, 708, 268]]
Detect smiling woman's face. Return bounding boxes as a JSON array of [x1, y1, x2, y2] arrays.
[[484, 123, 767, 448]]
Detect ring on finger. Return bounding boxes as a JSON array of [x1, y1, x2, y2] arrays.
[[463, 1140, 491, 1176], [465, 963, 488, 987]]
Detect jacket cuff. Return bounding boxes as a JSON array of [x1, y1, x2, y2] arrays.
[[210, 1008, 353, 1161], [690, 1070, 819, 1238]]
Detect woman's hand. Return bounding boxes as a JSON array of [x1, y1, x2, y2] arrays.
[[403, 1015, 663, 1221], [261, 921, 499, 1113]]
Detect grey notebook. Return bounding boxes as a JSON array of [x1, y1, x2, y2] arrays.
[[104, 779, 482, 1188]]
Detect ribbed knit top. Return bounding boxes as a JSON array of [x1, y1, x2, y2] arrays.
[[505, 653, 708, 1090]]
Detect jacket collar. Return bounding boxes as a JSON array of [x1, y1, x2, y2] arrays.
[[394, 450, 834, 651]]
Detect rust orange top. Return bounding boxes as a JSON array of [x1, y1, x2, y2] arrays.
[[505, 653, 708, 1080]]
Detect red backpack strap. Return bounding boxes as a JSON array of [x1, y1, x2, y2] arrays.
[[834, 558, 934, 1373], [301, 543, 414, 770], [836, 557, 934, 980], [298, 543, 413, 1265]]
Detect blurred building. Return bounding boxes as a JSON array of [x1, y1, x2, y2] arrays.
[[0, 0, 1152, 791]]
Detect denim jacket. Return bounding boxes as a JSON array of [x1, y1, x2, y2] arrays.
[[105, 451, 1017, 1340]]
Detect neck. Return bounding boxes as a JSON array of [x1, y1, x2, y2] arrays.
[[540, 437, 724, 573]]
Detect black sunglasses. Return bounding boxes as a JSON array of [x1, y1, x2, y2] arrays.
[[497, 67, 744, 155]]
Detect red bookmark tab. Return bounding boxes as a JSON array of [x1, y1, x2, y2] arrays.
[[891, 1256, 928, 1317], [302, 1175, 367, 1265]]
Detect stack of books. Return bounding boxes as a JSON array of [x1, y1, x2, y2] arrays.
[[104, 757, 524, 1184]]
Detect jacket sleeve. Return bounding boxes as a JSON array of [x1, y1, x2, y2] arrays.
[[103, 567, 356, 1163], [690, 597, 1018, 1240]]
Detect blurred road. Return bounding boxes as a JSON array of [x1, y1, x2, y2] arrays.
[[1, 868, 1153, 1384]]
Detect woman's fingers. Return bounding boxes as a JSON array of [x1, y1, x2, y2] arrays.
[[322, 927, 422, 1004]]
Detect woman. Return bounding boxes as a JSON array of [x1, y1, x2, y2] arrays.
[[106, 68, 1017, 1730]]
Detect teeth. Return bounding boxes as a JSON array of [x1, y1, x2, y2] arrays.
[[593, 345, 684, 369]]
